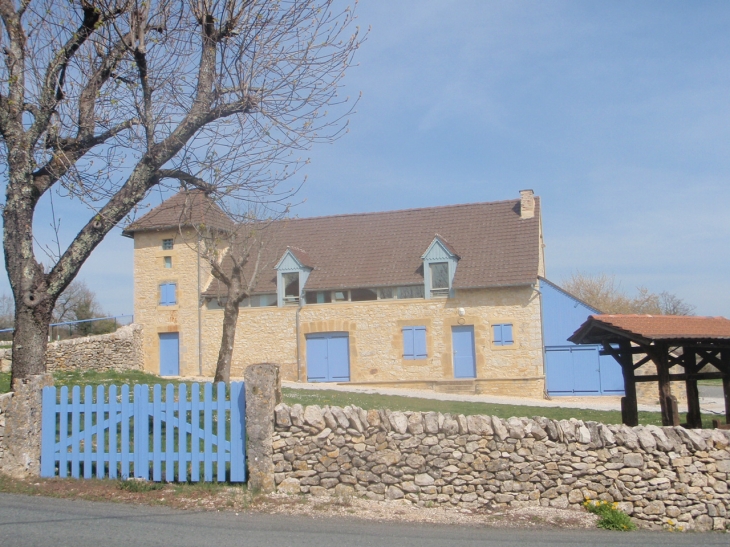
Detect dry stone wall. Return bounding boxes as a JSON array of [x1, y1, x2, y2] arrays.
[[0, 324, 143, 374], [273, 404, 730, 531]]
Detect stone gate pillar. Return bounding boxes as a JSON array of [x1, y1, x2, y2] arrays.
[[244, 363, 281, 492], [2, 374, 53, 478]]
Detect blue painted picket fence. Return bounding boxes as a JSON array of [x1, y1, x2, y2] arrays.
[[40, 382, 246, 482]]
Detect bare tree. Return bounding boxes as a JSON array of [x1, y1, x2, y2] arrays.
[[562, 272, 696, 315], [199, 215, 271, 383], [0, 0, 362, 384], [52, 280, 99, 323]]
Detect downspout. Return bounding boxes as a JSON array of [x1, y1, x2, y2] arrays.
[[534, 282, 550, 400], [197, 234, 203, 376], [296, 295, 303, 383]]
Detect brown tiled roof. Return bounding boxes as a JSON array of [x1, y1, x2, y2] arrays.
[[122, 190, 234, 236], [200, 197, 541, 296], [569, 314, 730, 345]]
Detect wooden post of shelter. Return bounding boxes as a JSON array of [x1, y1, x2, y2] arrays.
[[684, 348, 702, 429], [655, 345, 678, 427], [722, 350, 730, 426], [617, 341, 638, 427]]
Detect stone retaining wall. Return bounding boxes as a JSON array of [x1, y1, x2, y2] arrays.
[[272, 404, 730, 531], [0, 324, 143, 373]]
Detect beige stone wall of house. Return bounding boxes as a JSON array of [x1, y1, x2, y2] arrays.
[[134, 228, 208, 377], [196, 285, 545, 397]]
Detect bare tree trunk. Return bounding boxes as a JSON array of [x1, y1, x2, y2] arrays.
[[214, 298, 242, 383], [11, 303, 52, 384]]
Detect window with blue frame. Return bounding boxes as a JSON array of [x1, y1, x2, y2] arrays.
[[159, 283, 177, 306], [402, 326, 427, 359], [492, 323, 514, 346]]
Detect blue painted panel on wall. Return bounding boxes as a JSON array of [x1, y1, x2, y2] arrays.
[[306, 336, 328, 381], [545, 349, 574, 394], [540, 279, 597, 346], [328, 335, 350, 381], [159, 333, 179, 376], [452, 326, 476, 378]]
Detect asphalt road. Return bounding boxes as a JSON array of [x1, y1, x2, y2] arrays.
[[700, 385, 724, 399], [1, 493, 727, 547]]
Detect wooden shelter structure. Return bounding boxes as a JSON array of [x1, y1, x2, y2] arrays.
[[569, 314, 730, 428]]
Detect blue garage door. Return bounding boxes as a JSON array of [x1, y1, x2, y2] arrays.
[[306, 333, 350, 382], [546, 345, 624, 396]]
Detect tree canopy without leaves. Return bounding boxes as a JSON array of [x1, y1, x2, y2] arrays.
[[562, 272, 696, 316], [0, 0, 362, 384]]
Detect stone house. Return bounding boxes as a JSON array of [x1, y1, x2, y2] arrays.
[[123, 189, 622, 399]]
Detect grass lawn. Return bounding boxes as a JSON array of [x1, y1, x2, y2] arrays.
[[281, 386, 717, 427], [0, 370, 718, 428], [698, 378, 723, 386]]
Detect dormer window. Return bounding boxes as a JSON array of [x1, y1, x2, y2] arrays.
[[283, 272, 300, 302], [421, 236, 459, 299], [429, 262, 449, 295], [275, 247, 312, 307]]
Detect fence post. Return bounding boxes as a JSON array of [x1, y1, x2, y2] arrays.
[[2, 374, 53, 478], [244, 363, 281, 493]]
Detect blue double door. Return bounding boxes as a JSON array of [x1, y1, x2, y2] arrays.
[[545, 345, 624, 396], [307, 332, 350, 382]]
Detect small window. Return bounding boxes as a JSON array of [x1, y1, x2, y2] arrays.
[[378, 287, 395, 300], [162, 239, 173, 250], [159, 283, 177, 306], [430, 262, 449, 290], [402, 326, 427, 359], [282, 272, 299, 301], [351, 288, 377, 301], [251, 294, 277, 307], [305, 291, 332, 304], [492, 323, 514, 346], [398, 286, 425, 299], [163, 256, 172, 269], [334, 291, 349, 302]]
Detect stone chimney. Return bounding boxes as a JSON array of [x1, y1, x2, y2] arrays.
[[519, 189, 535, 219]]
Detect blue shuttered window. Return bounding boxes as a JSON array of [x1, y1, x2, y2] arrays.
[[160, 283, 177, 306], [402, 326, 427, 359], [492, 323, 514, 346]]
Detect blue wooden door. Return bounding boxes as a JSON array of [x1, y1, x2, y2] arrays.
[[159, 333, 179, 376], [599, 353, 625, 393], [572, 347, 600, 394], [545, 348, 574, 394], [452, 326, 476, 378], [306, 333, 350, 382]]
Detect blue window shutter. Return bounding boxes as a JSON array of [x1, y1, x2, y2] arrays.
[[493, 324, 503, 346], [160, 283, 177, 306], [402, 327, 414, 359], [503, 324, 513, 345], [414, 327, 427, 359]]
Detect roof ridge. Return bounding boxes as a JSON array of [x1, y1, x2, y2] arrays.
[[272, 197, 533, 225]]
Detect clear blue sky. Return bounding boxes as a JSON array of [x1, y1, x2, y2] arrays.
[[7, 1, 730, 317]]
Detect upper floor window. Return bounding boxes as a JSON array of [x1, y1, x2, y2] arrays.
[[429, 262, 449, 291], [492, 323, 514, 346], [163, 256, 172, 269], [162, 239, 173, 250], [402, 326, 427, 359], [421, 236, 459, 299], [282, 272, 300, 302], [159, 283, 177, 306]]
